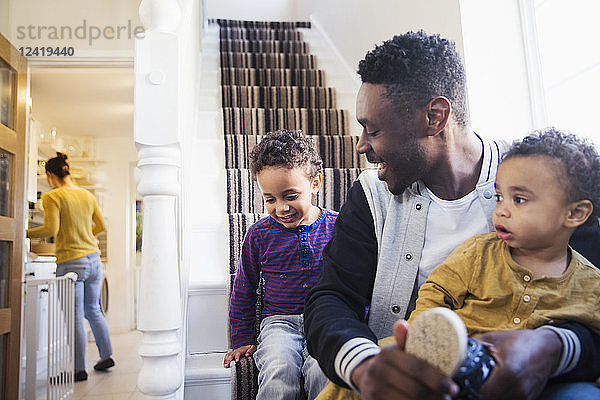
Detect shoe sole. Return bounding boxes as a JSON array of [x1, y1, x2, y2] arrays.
[[405, 307, 468, 377]]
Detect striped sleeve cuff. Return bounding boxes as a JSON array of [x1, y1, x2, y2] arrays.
[[537, 325, 581, 377], [334, 338, 381, 391]]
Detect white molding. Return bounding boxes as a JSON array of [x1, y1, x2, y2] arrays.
[[308, 15, 361, 90], [28, 57, 133, 68], [189, 284, 228, 296], [517, 0, 548, 129]]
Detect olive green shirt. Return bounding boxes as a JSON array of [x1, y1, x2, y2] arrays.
[[409, 232, 600, 336]]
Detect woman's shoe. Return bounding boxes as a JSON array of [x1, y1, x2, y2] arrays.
[[74, 370, 88, 382], [93, 357, 115, 371]]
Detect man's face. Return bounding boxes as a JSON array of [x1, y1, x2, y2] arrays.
[[355, 83, 428, 195]]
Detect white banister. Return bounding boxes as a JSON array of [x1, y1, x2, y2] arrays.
[[135, 0, 183, 397]]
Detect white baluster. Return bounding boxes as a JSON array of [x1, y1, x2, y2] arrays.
[[135, 0, 183, 397], [139, 0, 181, 32]]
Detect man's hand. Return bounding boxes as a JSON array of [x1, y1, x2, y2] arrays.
[[350, 320, 458, 400], [475, 328, 561, 400], [223, 344, 257, 368]]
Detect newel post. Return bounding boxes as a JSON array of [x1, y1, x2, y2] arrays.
[[134, 0, 183, 397]]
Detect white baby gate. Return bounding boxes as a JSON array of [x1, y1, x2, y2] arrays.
[[25, 272, 77, 399]]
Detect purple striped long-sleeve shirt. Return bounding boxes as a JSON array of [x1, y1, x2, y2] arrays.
[[229, 208, 338, 348]]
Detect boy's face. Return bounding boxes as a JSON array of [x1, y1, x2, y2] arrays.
[[493, 155, 572, 251], [256, 166, 322, 228]]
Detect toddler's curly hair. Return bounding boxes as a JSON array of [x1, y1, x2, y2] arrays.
[[249, 130, 323, 180], [503, 127, 600, 226]]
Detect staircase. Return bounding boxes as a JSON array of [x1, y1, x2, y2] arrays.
[[185, 18, 364, 399]]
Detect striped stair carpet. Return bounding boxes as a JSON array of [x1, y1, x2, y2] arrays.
[[224, 134, 365, 169], [218, 18, 364, 400], [220, 67, 326, 86]]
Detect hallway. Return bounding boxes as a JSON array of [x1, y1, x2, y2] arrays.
[[72, 330, 143, 400]]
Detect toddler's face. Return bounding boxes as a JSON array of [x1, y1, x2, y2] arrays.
[[493, 155, 571, 251], [256, 166, 321, 228]]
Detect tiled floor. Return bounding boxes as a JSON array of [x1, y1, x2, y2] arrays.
[[73, 330, 144, 400]]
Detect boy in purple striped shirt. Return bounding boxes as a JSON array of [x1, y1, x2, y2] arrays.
[[224, 130, 338, 400]]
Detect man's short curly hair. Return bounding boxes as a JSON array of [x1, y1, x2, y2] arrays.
[[503, 127, 600, 226], [249, 129, 323, 180], [358, 30, 469, 126]]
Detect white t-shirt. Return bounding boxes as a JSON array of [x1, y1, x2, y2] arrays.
[[418, 187, 489, 286]]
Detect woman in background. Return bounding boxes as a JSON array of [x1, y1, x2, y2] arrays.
[[27, 152, 114, 382]]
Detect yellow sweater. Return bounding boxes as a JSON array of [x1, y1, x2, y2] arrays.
[[27, 187, 106, 264], [410, 232, 600, 335]]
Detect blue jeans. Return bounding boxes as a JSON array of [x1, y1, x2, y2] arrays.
[[538, 382, 600, 400], [253, 314, 328, 400], [57, 253, 112, 371]]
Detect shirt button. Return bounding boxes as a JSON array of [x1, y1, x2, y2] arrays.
[[415, 204, 422, 210], [391, 305, 400, 314], [483, 190, 493, 199], [405, 254, 412, 260], [523, 295, 531, 302], [523, 275, 531, 282], [513, 317, 521, 324]]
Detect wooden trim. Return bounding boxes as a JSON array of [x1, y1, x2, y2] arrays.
[[0, 34, 27, 73], [0, 216, 16, 241], [0, 309, 10, 335], [0, 30, 27, 400], [0, 125, 17, 151]]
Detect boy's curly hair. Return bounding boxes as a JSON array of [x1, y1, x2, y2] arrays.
[[249, 130, 323, 180], [503, 127, 600, 226], [357, 30, 469, 126]]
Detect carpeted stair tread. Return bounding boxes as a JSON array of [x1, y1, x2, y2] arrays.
[[222, 107, 350, 135], [220, 39, 310, 54], [221, 86, 337, 109], [220, 68, 326, 87], [220, 53, 317, 69], [220, 28, 303, 41], [215, 19, 311, 29]]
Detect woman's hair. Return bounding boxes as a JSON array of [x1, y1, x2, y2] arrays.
[[249, 129, 323, 180], [503, 127, 600, 226], [45, 152, 70, 179]]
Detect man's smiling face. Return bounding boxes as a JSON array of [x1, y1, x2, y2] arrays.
[[355, 83, 428, 195]]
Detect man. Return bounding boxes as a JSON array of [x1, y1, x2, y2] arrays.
[[304, 31, 600, 400]]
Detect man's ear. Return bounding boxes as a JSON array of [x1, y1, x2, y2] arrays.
[[310, 173, 323, 195], [565, 200, 593, 228], [425, 96, 451, 136]]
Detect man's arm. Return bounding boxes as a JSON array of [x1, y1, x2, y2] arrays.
[[554, 322, 600, 382], [304, 180, 379, 387]]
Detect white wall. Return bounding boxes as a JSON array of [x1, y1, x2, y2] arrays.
[[95, 137, 138, 333], [2, 0, 143, 53], [294, 0, 465, 81], [459, 0, 533, 141], [205, 0, 297, 21], [0, 0, 8, 40], [294, 0, 533, 141]]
